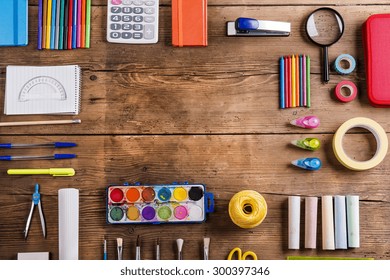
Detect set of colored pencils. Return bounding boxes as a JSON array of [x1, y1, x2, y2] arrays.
[[38, 0, 92, 50], [279, 55, 310, 109]]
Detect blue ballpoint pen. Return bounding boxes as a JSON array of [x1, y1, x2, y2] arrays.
[[0, 142, 77, 148], [0, 154, 76, 160]]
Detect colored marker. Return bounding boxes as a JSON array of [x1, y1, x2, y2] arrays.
[[68, 0, 73, 49], [64, 0, 69, 49], [287, 56, 291, 108], [284, 56, 288, 108], [77, 0, 82, 48], [292, 55, 296, 107], [303, 55, 306, 107], [72, 0, 78, 49], [307, 55, 311, 108], [85, 0, 91, 48], [38, 0, 43, 50], [280, 57, 285, 109], [299, 55, 303, 107], [295, 54, 299, 107], [81, 0, 86, 48], [42, 0, 47, 49], [7, 168, 75, 176], [50, 0, 57, 49], [46, 0, 52, 49], [59, 0, 65, 49]]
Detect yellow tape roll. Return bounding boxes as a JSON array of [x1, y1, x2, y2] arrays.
[[228, 190, 267, 229], [333, 117, 388, 171]]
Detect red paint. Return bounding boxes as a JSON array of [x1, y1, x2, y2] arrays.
[[110, 188, 124, 203]]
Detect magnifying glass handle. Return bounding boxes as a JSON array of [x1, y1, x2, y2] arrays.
[[323, 46, 330, 83]]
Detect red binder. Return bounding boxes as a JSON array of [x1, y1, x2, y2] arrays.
[[172, 0, 208, 47], [363, 14, 390, 107]]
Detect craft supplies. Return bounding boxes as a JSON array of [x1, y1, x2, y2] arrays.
[[305, 7, 344, 83], [334, 195, 348, 249], [290, 116, 320, 129], [136, 235, 141, 260], [24, 184, 46, 239], [0, 154, 76, 161], [279, 55, 310, 108], [227, 17, 290, 37], [227, 247, 258, 260], [304, 197, 318, 249], [334, 81, 358, 102], [117, 238, 123, 260], [103, 238, 107, 260], [322, 196, 335, 250], [7, 168, 75, 176], [291, 138, 321, 151], [0, 0, 28, 47], [228, 190, 267, 229], [0, 142, 77, 148], [0, 119, 81, 127], [346, 195, 360, 248], [288, 196, 300, 250], [333, 117, 388, 170], [156, 238, 160, 260], [334, 54, 356, 75], [291, 157, 322, 171], [107, 184, 214, 224], [204, 237, 210, 260], [176, 239, 184, 260], [59, 188, 79, 260]]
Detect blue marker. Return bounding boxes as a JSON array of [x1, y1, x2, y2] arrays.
[[291, 157, 322, 171], [280, 56, 285, 109], [50, 0, 57, 49], [72, 0, 78, 49]]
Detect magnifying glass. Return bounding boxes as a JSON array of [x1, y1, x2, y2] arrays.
[[305, 8, 344, 83]]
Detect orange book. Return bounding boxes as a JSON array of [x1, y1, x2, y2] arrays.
[[172, 0, 208, 47]]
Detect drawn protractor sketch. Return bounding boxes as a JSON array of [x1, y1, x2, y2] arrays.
[[19, 76, 67, 102]]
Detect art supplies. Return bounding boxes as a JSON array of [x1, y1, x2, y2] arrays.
[[0, 142, 77, 148], [288, 196, 300, 250], [107, 184, 214, 224], [334, 195, 348, 249], [156, 238, 160, 260], [291, 157, 322, 171], [172, 0, 207, 47], [322, 196, 335, 250], [305, 7, 344, 83], [5, 65, 81, 115], [0, 154, 76, 161], [103, 238, 107, 260], [290, 116, 319, 129], [334, 81, 358, 102], [228, 190, 267, 229], [227, 17, 290, 37], [280, 55, 310, 108], [38, 0, 91, 49], [59, 188, 79, 260], [333, 117, 388, 171], [291, 138, 321, 151], [305, 197, 318, 249], [0, 119, 81, 127], [203, 237, 210, 260], [117, 238, 123, 260], [0, 0, 28, 47], [176, 238, 183, 260], [24, 184, 46, 239], [227, 247, 258, 260], [136, 235, 141, 260], [334, 54, 356, 75], [346, 195, 360, 248], [7, 168, 75, 176]]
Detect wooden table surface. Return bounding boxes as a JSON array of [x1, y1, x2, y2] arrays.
[[1, 0, 390, 260]]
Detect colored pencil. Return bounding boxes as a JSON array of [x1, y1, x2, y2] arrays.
[[72, 0, 78, 49], [42, 0, 47, 49], [64, 0, 69, 49], [77, 0, 82, 48], [85, 0, 91, 48], [46, 0, 52, 49], [280, 57, 285, 109], [50, 0, 57, 49], [292, 55, 296, 107], [303, 55, 306, 107], [307, 56, 311, 108], [299, 55, 303, 107], [59, 0, 65, 49], [68, 0, 73, 49], [38, 0, 43, 50], [295, 54, 299, 107], [284, 56, 289, 108], [287, 56, 291, 108], [81, 0, 86, 48]]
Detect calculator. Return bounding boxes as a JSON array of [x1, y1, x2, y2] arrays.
[[107, 0, 159, 44]]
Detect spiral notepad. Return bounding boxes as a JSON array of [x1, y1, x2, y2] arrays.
[[4, 65, 81, 115]]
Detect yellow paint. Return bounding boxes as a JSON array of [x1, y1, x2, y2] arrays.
[[173, 187, 187, 201], [127, 206, 140, 220]]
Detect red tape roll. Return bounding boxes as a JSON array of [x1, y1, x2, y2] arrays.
[[335, 81, 358, 102]]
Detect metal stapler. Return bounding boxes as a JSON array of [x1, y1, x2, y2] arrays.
[[227, 17, 291, 37]]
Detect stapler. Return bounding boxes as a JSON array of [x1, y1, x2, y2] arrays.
[[227, 17, 291, 37]]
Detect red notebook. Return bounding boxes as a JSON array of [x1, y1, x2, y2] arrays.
[[363, 14, 390, 107], [172, 0, 208, 47]]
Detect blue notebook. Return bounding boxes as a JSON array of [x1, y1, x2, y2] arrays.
[[0, 0, 28, 47]]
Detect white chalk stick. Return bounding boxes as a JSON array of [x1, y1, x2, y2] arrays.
[[305, 196, 318, 249], [346, 195, 360, 248], [322, 196, 335, 250], [334, 195, 348, 249], [288, 196, 301, 249]]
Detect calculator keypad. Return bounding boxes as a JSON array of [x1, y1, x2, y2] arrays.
[[107, 0, 158, 44]]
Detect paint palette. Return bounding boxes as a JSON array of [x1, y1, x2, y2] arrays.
[[106, 184, 214, 224]]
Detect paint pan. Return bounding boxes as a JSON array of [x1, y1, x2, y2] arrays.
[[106, 184, 214, 224]]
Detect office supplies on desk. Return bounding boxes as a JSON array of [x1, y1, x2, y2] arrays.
[[228, 190, 267, 229], [38, 0, 43, 50], [226, 17, 290, 37], [288, 196, 300, 250], [0, 119, 81, 127], [322, 195, 335, 250], [42, 0, 48, 49], [0, 0, 28, 47], [305, 7, 344, 83], [7, 168, 76, 176], [279, 57, 285, 109], [0, 154, 76, 161], [227, 247, 257, 260], [176, 239, 183, 260], [117, 238, 123, 260], [346, 195, 360, 248], [334, 195, 348, 249], [59, 0, 65, 49], [85, 0, 91, 48], [203, 237, 210, 260], [291, 157, 322, 171], [103, 238, 107, 260], [46, 0, 52, 49], [17, 252, 50, 260], [290, 116, 319, 129], [0, 142, 77, 148], [72, 0, 77, 49], [291, 137, 321, 151], [59, 188, 79, 260], [24, 184, 46, 239], [81, 0, 86, 47], [292, 55, 296, 107], [50, 0, 57, 49], [334, 54, 356, 75], [305, 197, 318, 249], [172, 0, 207, 46], [136, 235, 141, 260], [5, 65, 81, 115], [107, 184, 214, 224], [335, 80, 357, 102], [306, 55, 311, 107]]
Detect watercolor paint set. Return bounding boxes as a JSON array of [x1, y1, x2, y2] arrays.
[[106, 184, 214, 224]]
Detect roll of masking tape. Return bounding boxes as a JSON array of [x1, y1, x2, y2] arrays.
[[334, 54, 356, 75], [228, 190, 267, 229], [334, 81, 357, 102], [333, 117, 388, 170]]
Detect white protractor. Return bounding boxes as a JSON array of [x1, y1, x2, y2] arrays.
[[19, 76, 67, 101]]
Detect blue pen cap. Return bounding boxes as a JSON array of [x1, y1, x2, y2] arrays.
[[54, 142, 77, 148], [235, 17, 259, 31], [54, 154, 77, 159]]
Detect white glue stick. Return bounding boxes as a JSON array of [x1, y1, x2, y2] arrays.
[[346, 195, 360, 248], [305, 196, 318, 249], [288, 196, 301, 249], [322, 196, 335, 250], [334, 195, 348, 249]]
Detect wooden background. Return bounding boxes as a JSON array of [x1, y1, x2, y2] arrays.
[[0, 0, 389, 260]]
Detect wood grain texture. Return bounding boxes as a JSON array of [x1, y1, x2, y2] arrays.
[[0, 1, 390, 260]]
